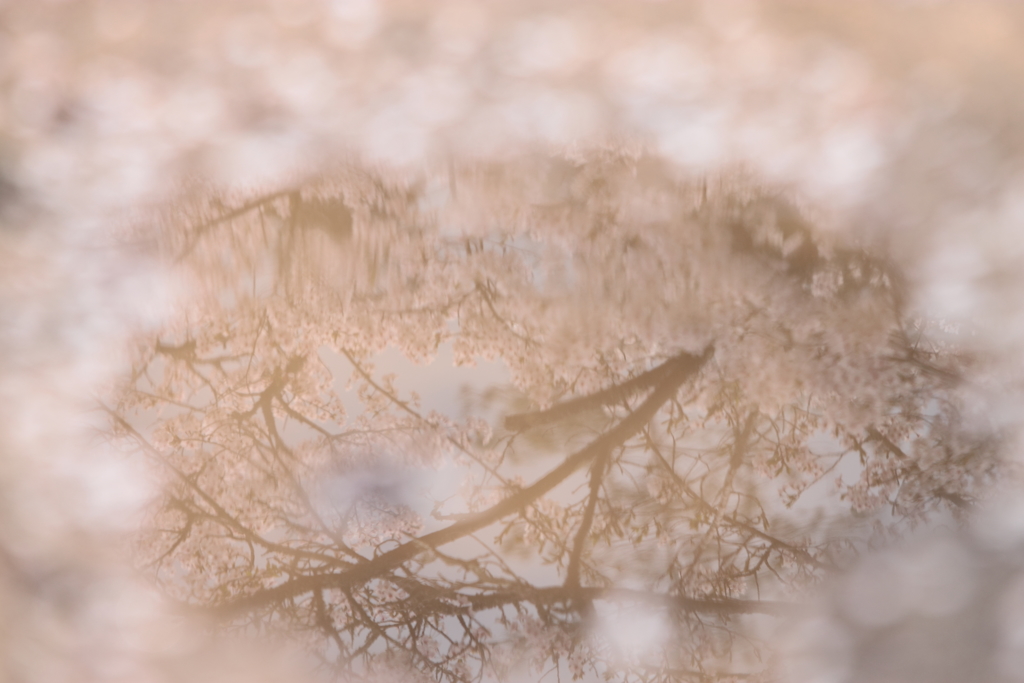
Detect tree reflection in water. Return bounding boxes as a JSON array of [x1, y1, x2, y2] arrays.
[[109, 155, 999, 682]]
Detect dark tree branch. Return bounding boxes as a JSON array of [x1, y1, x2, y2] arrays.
[[213, 347, 713, 617], [504, 347, 714, 431]]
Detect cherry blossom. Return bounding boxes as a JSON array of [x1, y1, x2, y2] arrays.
[[110, 154, 1001, 682]]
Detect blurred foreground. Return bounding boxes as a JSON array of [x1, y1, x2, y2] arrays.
[[1, 2, 1024, 682]]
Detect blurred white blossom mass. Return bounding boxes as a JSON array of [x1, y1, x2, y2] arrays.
[[1, 1, 1024, 682]]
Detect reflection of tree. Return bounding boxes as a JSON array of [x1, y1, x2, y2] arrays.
[[111, 156, 999, 682]]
